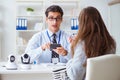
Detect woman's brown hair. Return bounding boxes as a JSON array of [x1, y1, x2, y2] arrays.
[[71, 6, 116, 58]]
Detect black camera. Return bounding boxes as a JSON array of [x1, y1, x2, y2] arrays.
[[21, 53, 30, 64]]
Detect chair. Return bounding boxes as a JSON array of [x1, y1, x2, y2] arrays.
[[86, 54, 120, 80]]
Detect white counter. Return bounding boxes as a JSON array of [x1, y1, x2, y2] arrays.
[[0, 62, 66, 80]]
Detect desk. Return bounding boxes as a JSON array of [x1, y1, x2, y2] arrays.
[[0, 62, 66, 80]]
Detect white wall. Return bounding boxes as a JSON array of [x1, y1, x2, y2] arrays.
[[110, 4, 120, 54], [79, 0, 120, 55], [0, 30, 1, 60], [0, 1, 3, 61], [0, 0, 16, 61], [79, 0, 110, 31]]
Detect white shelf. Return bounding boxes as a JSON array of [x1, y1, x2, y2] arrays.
[[16, 30, 41, 32], [16, 0, 43, 2], [65, 30, 78, 32], [16, 1, 43, 6], [17, 45, 27, 47], [52, 0, 79, 2], [17, 15, 43, 18]]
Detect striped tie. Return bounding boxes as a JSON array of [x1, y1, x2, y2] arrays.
[[51, 33, 59, 61]]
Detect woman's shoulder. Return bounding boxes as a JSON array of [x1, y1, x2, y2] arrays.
[[76, 40, 85, 48]]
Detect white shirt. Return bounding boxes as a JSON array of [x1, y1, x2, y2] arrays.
[[25, 29, 71, 63], [66, 41, 86, 80]]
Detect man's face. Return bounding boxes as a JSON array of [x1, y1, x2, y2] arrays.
[[46, 12, 62, 33]]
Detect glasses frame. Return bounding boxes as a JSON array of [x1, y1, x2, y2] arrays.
[[47, 17, 62, 22]]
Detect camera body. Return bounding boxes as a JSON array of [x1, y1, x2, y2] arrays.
[[21, 53, 30, 64], [6, 54, 17, 70], [20, 53, 31, 70], [8, 54, 16, 62]]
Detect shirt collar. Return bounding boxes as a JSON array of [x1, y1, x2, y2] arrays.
[[47, 29, 60, 38]]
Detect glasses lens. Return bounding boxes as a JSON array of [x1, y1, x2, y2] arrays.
[[48, 17, 61, 21]]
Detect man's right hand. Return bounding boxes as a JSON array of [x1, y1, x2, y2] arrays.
[[41, 43, 50, 51]]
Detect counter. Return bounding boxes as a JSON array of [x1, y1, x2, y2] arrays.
[[0, 62, 66, 80]]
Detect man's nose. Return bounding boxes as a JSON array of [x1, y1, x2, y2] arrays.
[[53, 19, 57, 23]]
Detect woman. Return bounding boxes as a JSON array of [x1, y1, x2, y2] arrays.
[[66, 6, 116, 80]]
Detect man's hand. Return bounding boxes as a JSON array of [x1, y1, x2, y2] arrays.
[[68, 34, 77, 43], [53, 46, 67, 56], [41, 43, 50, 51]]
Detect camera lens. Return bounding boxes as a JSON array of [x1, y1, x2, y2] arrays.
[[24, 54, 29, 58], [10, 56, 15, 62]]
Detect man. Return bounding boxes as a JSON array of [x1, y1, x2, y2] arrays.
[[25, 5, 71, 64]]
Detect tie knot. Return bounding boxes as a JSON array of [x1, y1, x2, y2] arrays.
[[52, 33, 56, 38], [52, 33, 56, 37]]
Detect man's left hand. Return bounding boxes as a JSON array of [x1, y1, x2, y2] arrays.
[[53, 47, 67, 56]]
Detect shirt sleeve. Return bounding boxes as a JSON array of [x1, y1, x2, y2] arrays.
[[66, 42, 86, 80], [25, 32, 43, 63]]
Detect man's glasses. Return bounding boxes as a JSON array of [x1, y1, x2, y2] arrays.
[[48, 17, 62, 21]]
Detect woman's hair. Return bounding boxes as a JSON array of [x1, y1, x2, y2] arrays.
[[45, 5, 64, 17], [71, 6, 116, 58]]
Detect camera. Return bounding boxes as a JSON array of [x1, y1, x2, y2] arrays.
[[21, 53, 30, 64], [20, 53, 31, 70], [6, 54, 17, 70], [8, 54, 15, 62]]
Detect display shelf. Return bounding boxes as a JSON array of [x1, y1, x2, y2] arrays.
[[17, 45, 27, 47], [17, 15, 43, 17], [16, 30, 40, 32], [51, 0, 79, 2], [16, 0, 79, 2], [16, 0, 43, 2], [16, 0, 44, 18], [64, 30, 78, 34]]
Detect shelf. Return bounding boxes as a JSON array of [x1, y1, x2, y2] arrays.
[[16, 45, 27, 47], [16, 0, 79, 2], [16, 30, 41, 32], [17, 15, 43, 18], [64, 30, 78, 32], [16, 2, 43, 6], [52, 3, 77, 8], [16, 0, 43, 2], [63, 15, 79, 18], [52, 0, 79, 2], [63, 30, 78, 35]]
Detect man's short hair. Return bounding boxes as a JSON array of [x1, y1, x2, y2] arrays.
[[45, 5, 64, 17]]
